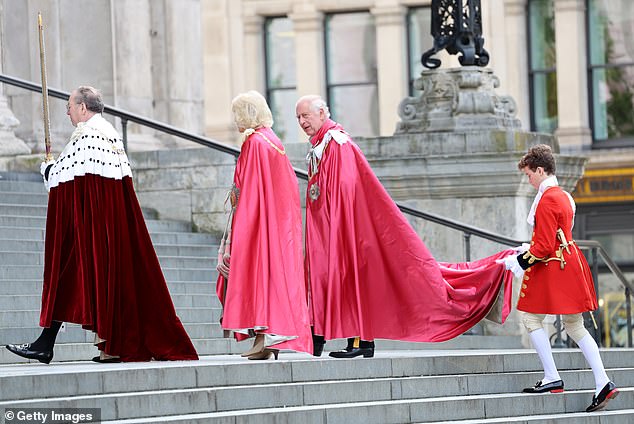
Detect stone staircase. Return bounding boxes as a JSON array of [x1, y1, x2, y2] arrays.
[[1, 172, 633, 423], [0, 350, 632, 423]]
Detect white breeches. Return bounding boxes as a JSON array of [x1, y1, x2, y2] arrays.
[[522, 312, 590, 343]]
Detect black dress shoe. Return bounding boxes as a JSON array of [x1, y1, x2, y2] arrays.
[[6, 344, 53, 364], [91, 355, 121, 363], [522, 379, 564, 393], [586, 381, 619, 412], [329, 347, 374, 358]]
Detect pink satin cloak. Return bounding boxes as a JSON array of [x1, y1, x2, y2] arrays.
[[305, 125, 513, 342], [217, 127, 313, 354]]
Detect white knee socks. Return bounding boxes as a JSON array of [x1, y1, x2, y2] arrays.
[[529, 328, 561, 383], [577, 334, 610, 395]]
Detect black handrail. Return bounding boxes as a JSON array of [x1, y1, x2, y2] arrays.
[[2, 73, 632, 347]]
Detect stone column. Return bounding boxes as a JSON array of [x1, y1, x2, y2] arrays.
[[0, 0, 30, 156], [111, 0, 161, 151], [371, 4, 407, 136], [1, 0, 67, 152], [202, 0, 244, 142], [151, 0, 204, 149], [553, 0, 591, 151], [503, 0, 530, 129], [290, 6, 325, 98], [242, 13, 265, 93], [481, 0, 507, 92]]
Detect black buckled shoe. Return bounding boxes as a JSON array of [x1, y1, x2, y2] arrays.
[[522, 379, 564, 393], [6, 343, 53, 364], [329, 347, 374, 358], [586, 381, 619, 412]]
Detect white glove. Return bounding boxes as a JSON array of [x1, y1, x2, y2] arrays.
[[496, 255, 524, 278], [40, 160, 54, 178], [40, 160, 55, 192], [513, 243, 531, 254]]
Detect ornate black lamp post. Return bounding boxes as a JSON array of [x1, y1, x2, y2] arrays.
[[421, 0, 489, 69]]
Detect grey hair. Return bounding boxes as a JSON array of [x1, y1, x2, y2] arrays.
[[231, 90, 274, 130], [296, 95, 330, 118], [74, 86, 104, 113]]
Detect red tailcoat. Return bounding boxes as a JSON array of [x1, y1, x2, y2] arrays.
[[305, 120, 513, 342], [40, 115, 198, 361], [216, 128, 312, 354], [517, 186, 597, 314]]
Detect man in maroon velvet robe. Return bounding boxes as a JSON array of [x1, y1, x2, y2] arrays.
[[296, 95, 514, 358], [6, 86, 198, 363]]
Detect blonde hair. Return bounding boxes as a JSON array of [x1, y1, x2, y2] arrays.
[[231, 91, 274, 131]]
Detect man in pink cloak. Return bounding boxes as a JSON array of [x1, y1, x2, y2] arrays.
[[296, 94, 514, 358]]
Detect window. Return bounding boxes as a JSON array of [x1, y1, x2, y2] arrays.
[[325, 12, 378, 137], [407, 6, 432, 96], [588, 0, 634, 145], [528, 0, 557, 134], [264, 17, 298, 143]]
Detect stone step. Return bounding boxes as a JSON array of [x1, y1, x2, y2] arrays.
[[0, 307, 222, 328], [0, 351, 631, 422], [0, 226, 45, 239], [96, 391, 634, 424], [0, 321, 223, 344], [0, 252, 216, 268], [0, 252, 44, 265], [0, 215, 47, 229], [150, 232, 218, 245], [429, 409, 634, 423], [0, 265, 43, 279], [0, 239, 45, 251], [0, 239, 216, 257], [0, 279, 42, 295], [155, 244, 217, 257], [0, 216, 204, 238], [0, 228, 220, 246], [0, 204, 47, 217], [0, 279, 215, 295], [0, 191, 48, 205], [1, 350, 631, 400], [4, 369, 633, 422], [0, 292, 216, 311], [0, 179, 47, 193], [0, 265, 216, 281]]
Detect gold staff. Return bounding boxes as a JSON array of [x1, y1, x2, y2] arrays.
[[38, 12, 53, 161]]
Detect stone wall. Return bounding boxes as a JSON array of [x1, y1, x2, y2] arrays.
[[128, 148, 236, 236]]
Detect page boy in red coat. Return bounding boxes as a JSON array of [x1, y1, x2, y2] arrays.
[[499, 144, 618, 412]]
